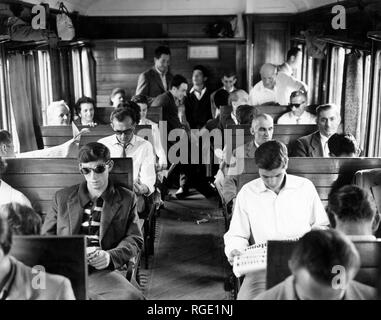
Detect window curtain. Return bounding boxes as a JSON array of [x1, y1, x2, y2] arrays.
[[342, 50, 364, 140], [8, 53, 38, 152], [0, 44, 10, 130], [328, 46, 346, 111]]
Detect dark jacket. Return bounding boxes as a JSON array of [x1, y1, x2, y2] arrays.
[[135, 68, 173, 103], [184, 89, 212, 129], [292, 131, 323, 157], [41, 181, 143, 269]]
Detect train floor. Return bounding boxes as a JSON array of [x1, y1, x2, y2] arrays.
[[139, 189, 230, 300]]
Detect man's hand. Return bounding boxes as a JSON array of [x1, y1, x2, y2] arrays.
[[134, 181, 149, 195], [228, 249, 242, 266], [88, 250, 111, 270]]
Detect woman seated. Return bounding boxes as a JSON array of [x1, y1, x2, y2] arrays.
[[110, 88, 126, 109], [73, 97, 99, 127]]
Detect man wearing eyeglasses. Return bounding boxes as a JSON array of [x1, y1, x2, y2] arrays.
[[277, 90, 316, 125], [98, 103, 156, 214], [42, 142, 144, 300]]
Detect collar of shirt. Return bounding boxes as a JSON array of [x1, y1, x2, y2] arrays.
[[259, 81, 277, 93], [223, 86, 236, 93], [0, 258, 16, 300], [112, 134, 137, 148], [348, 235, 377, 241], [190, 86, 207, 100], [155, 66, 167, 77], [231, 112, 238, 125], [319, 133, 329, 144], [254, 174, 300, 194], [78, 180, 115, 208]]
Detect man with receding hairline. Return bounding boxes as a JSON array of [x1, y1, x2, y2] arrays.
[[249, 63, 307, 106]]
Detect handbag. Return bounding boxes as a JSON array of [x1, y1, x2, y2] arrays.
[[56, 2, 75, 41]]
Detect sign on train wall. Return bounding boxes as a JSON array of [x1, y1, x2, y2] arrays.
[[31, 5, 46, 30]]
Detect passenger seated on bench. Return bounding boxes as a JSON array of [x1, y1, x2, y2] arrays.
[[328, 133, 360, 157], [110, 88, 126, 109], [0, 157, 32, 208], [277, 90, 316, 125], [328, 185, 380, 241], [224, 140, 329, 299], [42, 142, 144, 300], [98, 103, 156, 216], [47, 100, 71, 126], [0, 213, 75, 300], [255, 229, 376, 300], [0, 203, 41, 235], [222, 113, 274, 212], [292, 104, 341, 157], [220, 90, 249, 128], [132, 94, 167, 170], [73, 96, 99, 127]]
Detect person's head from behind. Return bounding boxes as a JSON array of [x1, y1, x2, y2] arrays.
[[78, 142, 113, 192], [289, 229, 361, 300], [170, 75, 188, 101], [0, 203, 41, 235], [255, 140, 288, 193], [192, 65, 208, 87], [328, 185, 379, 236], [228, 89, 249, 114], [154, 46, 171, 74], [0, 130, 15, 157], [221, 71, 237, 92], [286, 47, 302, 68], [110, 101, 140, 145], [131, 94, 149, 122], [316, 104, 341, 138], [289, 90, 308, 118], [328, 133, 359, 157], [260, 63, 277, 90], [110, 88, 126, 108], [250, 114, 274, 146], [236, 105, 256, 125], [214, 89, 229, 118], [75, 96, 96, 125], [47, 101, 70, 125], [0, 214, 12, 263]]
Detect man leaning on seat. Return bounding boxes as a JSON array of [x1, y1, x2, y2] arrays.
[[41, 142, 144, 300]]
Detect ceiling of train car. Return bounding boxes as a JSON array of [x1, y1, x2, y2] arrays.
[[20, 0, 341, 15]]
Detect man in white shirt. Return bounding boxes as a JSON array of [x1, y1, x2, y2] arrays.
[[292, 104, 341, 157], [278, 47, 302, 77], [98, 103, 156, 215], [249, 63, 307, 106], [224, 140, 329, 299], [277, 90, 316, 125]]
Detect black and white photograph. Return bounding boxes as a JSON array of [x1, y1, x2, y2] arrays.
[[0, 0, 381, 310]]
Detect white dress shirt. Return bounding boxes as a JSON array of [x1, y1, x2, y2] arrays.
[[0, 180, 32, 208], [224, 174, 329, 257], [98, 134, 156, 194], [139, 118, 167, 167], [320, 133, 330, 157], [277, 111, 317, 125], [190, 86, 207, 100], [249, 73, 307, 106]]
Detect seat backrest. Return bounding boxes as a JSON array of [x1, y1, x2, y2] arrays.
[[10, 235, 87, 300], [256, 105, 289, 121], [2, 158, 133, 216], [40, 124, 152, 149], [96, 106, 162, 124], [266, 240, 381, 290], [238, 158, 381, 207]]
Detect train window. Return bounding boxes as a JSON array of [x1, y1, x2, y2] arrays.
[[71, 47, 94, 102]]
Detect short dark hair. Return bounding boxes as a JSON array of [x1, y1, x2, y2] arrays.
[[287, 47, 301, 61], [109, 88, 126, 106], [0, 130, 12, 146], [316, 104, 340, 119], [131, 94, 149, 107], [1, 203, 42, 235], [328, 133, 358, 157], [236, 105, 256, 125], [154, 46, 171, 59], [255, 140, 288, 170], [110, 101, 140, 124], [0, 214, 12, 256], [170, 74, 188, 90], [214, 89, 229, 109], [75, 96, 95, 116], [328, 185, 376, 223], [78, 142, 111, 164], [290, 229, 360, 285], [193, 65, 208, 78], [222, 71, 236, 78]]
